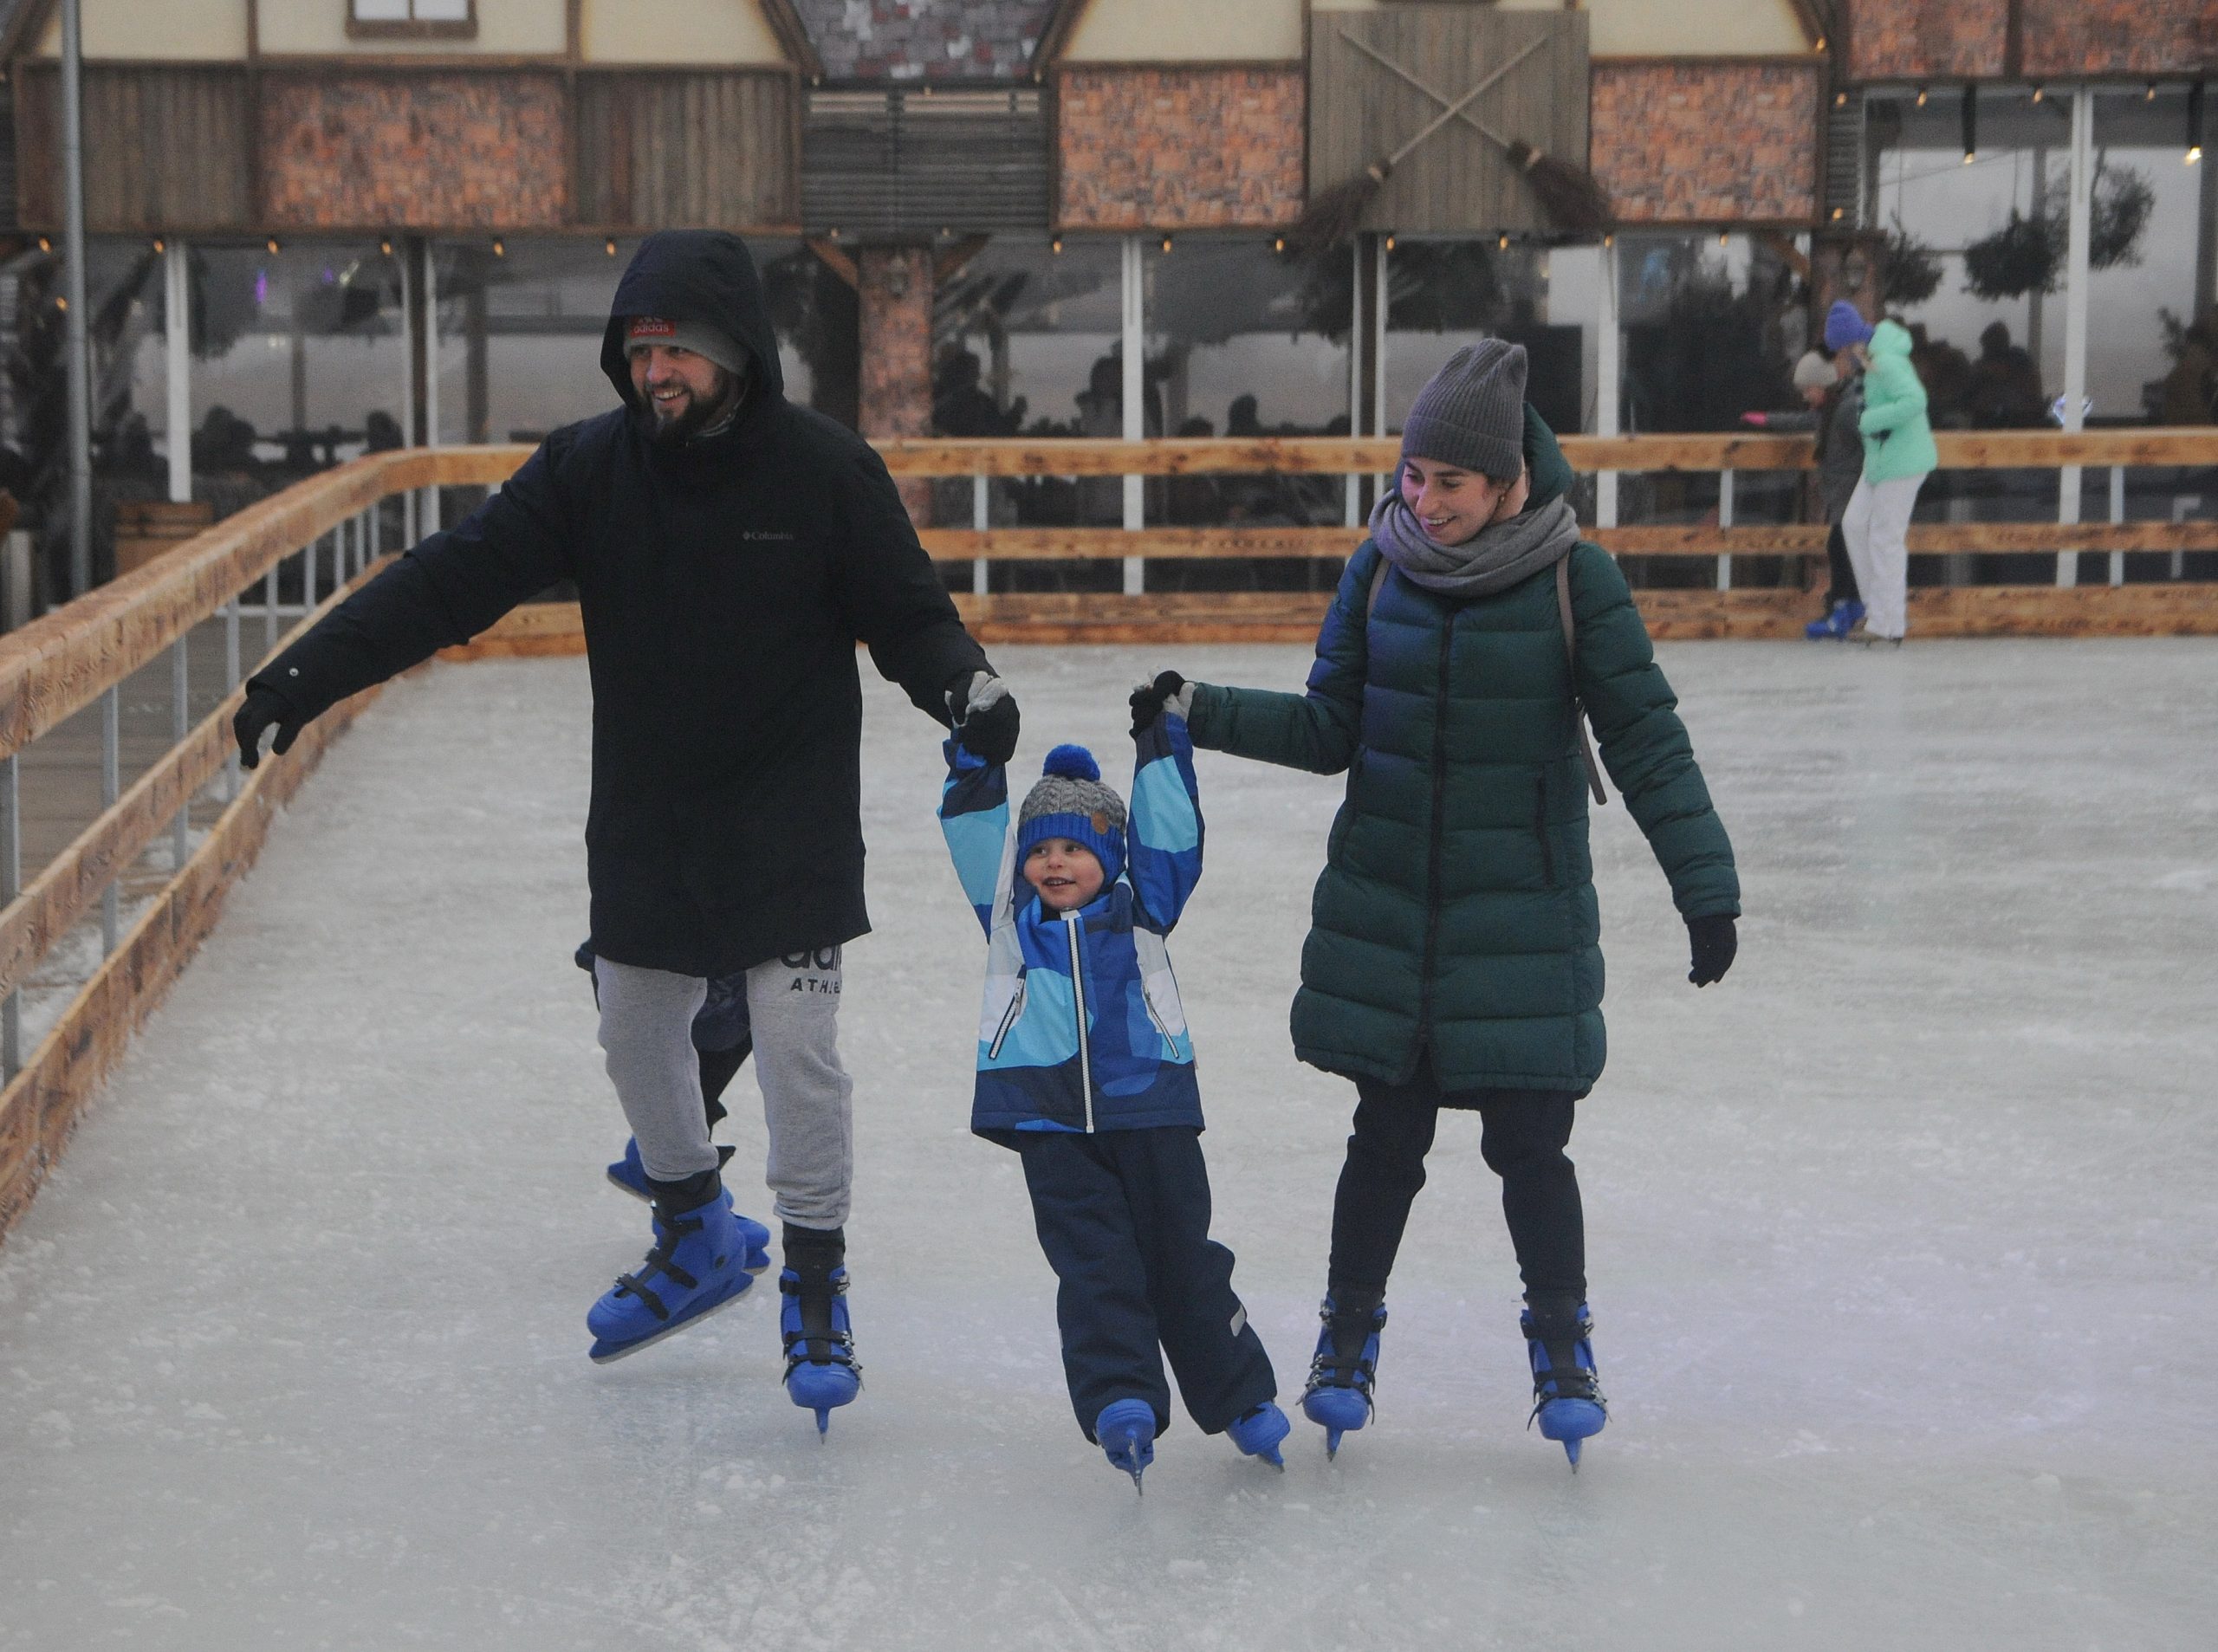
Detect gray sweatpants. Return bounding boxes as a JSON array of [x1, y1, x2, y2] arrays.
[[595, 949, 855, 1229]]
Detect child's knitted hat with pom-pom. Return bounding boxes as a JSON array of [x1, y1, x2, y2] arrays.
[[1016, 744, 1127, 888]]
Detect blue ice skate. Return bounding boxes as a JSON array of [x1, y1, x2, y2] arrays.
[[1226, 1401, 1290, 1470], [604, 1140, 770, 1271], [1522, 1304, 1607, 1471], [1804, 599, 1865, 640], [1300, 1296, 1386, 1460], [1095, 1398, 1157, 1493], [780, 1265, 862, 1435], [587, 1194, 755, 1364]]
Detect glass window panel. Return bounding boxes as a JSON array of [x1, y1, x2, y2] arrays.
[[187, 241, 408, 480], [932, 236, 1124, 577], [412, 0, 471, 20], [352, 1, 410, 21], [1385, 237, 1584, 445]]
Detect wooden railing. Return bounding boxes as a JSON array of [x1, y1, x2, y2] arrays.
[[3, 428, 2217, 1237]]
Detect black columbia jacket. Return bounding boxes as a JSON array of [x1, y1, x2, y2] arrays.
[[252, 231, 990, 975]]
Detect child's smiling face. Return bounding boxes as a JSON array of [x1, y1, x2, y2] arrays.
[[1023, 838, 1106, 911]]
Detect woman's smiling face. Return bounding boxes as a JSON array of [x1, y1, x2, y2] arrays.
[[1399, 456, 1531, 545]]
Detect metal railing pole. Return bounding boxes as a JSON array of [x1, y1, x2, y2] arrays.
[[263, 565, 278, 658], [2, 752, 19, 1079], [61, 0, 92, 597], [172, 633, 190, 870], [224, 598, 241, 799], [1715, 469, 1735, 591], [100, 684, 120, 954], [971, 473, 989, 598], [2109, 465, 2125, 587]]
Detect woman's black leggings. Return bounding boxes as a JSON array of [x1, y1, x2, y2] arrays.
[[1326, 1069, 1586, 1311]]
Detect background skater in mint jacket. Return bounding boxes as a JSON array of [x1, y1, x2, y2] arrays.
[[938, 706, 1288, 1491]]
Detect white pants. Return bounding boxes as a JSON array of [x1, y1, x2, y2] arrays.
[[596, 950, 854, 1228], [1840, 472, 1926, 640]]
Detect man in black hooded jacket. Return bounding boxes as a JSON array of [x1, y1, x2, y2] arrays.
[[233, 231, 1019, 1405]]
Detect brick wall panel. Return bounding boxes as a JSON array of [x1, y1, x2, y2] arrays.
[[1057, 68, 1305, 231], [1847, 0, 2008, 82], [1592, 63, 1820, 224], [859, 247, 934, 525], [261, 75, 569, 230], [2020, 1, 2218, 78]]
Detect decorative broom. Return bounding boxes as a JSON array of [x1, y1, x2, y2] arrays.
[[1334, 30, 1613, 240], [1292, 35, 1551, 256]]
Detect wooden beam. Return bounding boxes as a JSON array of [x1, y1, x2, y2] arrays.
[[807, 236, 859, 290], [933, 234, 992, 285], [1032, 0, 1095, 79], [0, 448, 525, 763], [756, 0, 824, 82]]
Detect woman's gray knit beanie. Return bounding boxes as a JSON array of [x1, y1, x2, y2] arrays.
[[1399, 340, 1528, 481]]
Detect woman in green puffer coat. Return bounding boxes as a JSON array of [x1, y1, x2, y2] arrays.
[[1135, 341, 1740, 1466]]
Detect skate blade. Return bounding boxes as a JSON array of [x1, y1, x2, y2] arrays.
[[1130, 1465, 1145, 1496], [1565, 1437, 1581, 1471], [1325, 1427, 1343, 1460], [587, 1276, 752, 1364]]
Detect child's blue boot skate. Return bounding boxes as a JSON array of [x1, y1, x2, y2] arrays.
[[1095, 1398, 1156, 1493], [605, 1140, 771, 1270], [1226, 1401, 1290, 1470], [1522, 1300, 1607, 1471], [587, 1182, 754, 1363], [1300, 1294, 1386, 1459], [780, 1228, 861, 1436]]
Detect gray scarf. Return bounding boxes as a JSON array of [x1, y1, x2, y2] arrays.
[[1368, 489, 1580, 598]]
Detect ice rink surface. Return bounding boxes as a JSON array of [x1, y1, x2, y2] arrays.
[[3, 638, 2215, 1651]]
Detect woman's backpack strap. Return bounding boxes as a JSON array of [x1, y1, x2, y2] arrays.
[[1556, 556, 1609, 807]]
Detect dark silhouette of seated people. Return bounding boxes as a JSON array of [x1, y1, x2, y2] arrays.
[[933, 349, 1025, 438], [1965, 322, 2050, 429], [364, 410, 405, 452], [2155, 315, 2218, 424], [192, 407, 260, 475], [1907, 323, 1975, 429]]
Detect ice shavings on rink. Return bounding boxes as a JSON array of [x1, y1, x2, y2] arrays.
[[2, 639, 2215, 1649]]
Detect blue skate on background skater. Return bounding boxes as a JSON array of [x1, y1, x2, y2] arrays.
[[1522, 1303, 1607, 1469], [605, 1140, 773, 1272], [587, 1192, 755, 1363], [1300, 1296, 1386, 1459], [1094, 1398, 1156, 1493]]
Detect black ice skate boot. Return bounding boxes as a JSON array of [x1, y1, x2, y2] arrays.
[[1521, 1297, 1606, 1471]]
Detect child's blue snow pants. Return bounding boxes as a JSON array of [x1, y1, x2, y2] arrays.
[[1015, 1125, 1277, 1441]]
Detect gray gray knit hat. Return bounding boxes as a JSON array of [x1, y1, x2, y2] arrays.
[[1399, 340, 1527, 481]]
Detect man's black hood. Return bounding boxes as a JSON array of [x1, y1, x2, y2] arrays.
[[600, 230, 786, 415]]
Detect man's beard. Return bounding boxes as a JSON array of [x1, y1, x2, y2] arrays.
[[642, 366, 741, 448]]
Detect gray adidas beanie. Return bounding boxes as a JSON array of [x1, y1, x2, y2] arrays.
[[1399, 340, 1528, 481], [624, 314, 746, 377]]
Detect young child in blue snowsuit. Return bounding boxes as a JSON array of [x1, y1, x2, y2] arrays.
[[938, 697, 1288, 1488]]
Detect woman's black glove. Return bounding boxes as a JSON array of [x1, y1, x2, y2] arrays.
[[232, 684, 303, 770], [1686, 913, 1738, 988], [1127, 671, 1194, 736], [946, 670, 1020, 764]]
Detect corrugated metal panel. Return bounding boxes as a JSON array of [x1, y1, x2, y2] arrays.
[[803, 88, 1047, 236]]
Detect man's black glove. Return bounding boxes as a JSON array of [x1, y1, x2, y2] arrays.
[[1687, 913, 1737, 988], [1127, 671, 1194, 736], [946, 670, 1020, 764], [232, 684, 304, 770]]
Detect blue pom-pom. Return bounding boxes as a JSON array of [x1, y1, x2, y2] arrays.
[[1041, 743, 1099, 782]]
